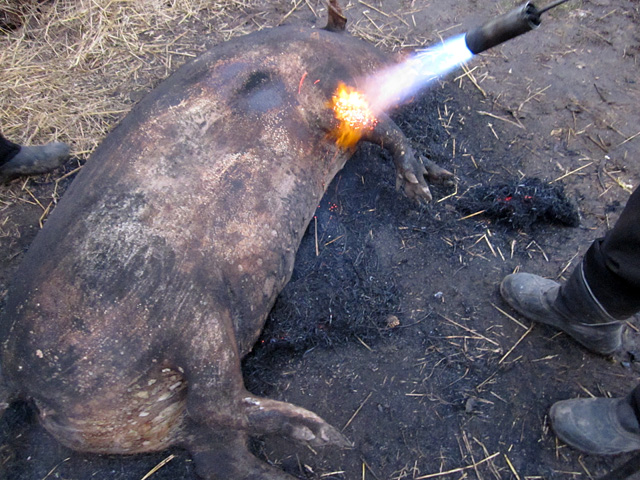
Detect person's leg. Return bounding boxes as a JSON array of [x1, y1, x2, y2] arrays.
[[0, 133, 21, 165], [501, 187, 640, 453], [583, 186, 640, 318], [500, 186, 640, 355], [0, 133, 70, 182], [549, 384, 640, 455]]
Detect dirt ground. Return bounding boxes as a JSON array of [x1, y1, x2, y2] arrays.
[[1, 0, 640, 479]]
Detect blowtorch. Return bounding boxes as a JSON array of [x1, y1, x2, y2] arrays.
[[465, 0, 572, 55], [360, 0, 576, 116]]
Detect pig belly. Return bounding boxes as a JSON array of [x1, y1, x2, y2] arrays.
[[38, 366, 188, 454]]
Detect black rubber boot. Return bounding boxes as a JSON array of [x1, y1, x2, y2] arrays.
[[500, 262, 624, 355], [550, 392, 640, 454], [0, 141, 70, 183]]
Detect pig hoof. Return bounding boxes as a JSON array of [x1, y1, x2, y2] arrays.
[[423, 157, 455, 186], [244, 396, 352, 448], [289, 419, 352, 448], [395, 166, 432, 203]]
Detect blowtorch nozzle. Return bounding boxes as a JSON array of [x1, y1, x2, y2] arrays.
[[464, 0, 572, 54], [465, 2, 541, 55]]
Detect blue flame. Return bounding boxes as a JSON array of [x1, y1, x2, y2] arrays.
[[362, 34, 474, 115]]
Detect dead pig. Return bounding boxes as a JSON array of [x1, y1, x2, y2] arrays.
[[0, 3, 452, 479]]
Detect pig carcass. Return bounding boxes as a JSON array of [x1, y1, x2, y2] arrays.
[[0, 3, 452, 479]]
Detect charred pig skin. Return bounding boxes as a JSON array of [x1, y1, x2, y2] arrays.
[[0, 6, 452, 480]]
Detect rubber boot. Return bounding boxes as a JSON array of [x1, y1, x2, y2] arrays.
[[0, 141, 70, 182], [500, 262, 624, 355], [550, 389, 640, 454]]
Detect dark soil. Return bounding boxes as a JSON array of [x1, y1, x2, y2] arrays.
[[2, 1, 640, 479]]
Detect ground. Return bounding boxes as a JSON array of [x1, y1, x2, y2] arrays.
[[1, 0, 640, 479]]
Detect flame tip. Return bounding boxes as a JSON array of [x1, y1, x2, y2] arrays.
[[330, 83, 377, 149]]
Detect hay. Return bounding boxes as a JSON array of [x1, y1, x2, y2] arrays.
[[0, 0, 295, 156]]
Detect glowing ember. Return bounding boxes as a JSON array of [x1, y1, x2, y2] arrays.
[[330, 82, 377, 149]]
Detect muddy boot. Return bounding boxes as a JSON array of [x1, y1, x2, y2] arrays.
[[500, 263, 624, 355], [550, 390, 640, 455], [0, 141, 70, 183]]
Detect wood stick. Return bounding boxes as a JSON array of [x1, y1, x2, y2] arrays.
[[499, 324, 534, 364], [140, 454, 176, 480], [342, 392, 373, 431], [414, 452, 499, 479]]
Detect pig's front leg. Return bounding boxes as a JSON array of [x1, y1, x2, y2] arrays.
[[361, 114, 454, 202]]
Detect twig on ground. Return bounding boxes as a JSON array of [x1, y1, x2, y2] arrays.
[[440, 315, 500, 347], [459, 63, 487, 97], [358, 1, 389, 17], [556, 251, 580, 280], [140, 454, 176, 480], [617, 129, 640, 148], [458, 210, 486, 221], [41, 457, 70, 480], [462, 431, 483, 480], [504, 453, 522, 480], [516, 84, 551, 114], [342, 392, 373, 431], [550, 162, 593, 183], [414, 452, 499, 479], [492, 303, 528, 330], [477, 110, 525, 130], [498, 324, 534, 364]]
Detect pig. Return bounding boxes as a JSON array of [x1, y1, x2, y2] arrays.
[[0, 2, 453, 479]]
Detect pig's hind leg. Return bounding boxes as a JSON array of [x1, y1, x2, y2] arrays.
[[185, 404, 347, 480], [175, 314, 348, 479], [361, 113, 454, 202]]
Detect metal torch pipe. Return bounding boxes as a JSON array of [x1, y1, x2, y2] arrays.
[[464, 2, 541, 55], [538, 0, 571, 14]]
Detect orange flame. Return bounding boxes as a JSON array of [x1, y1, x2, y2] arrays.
[[329, 82, 377, 149]]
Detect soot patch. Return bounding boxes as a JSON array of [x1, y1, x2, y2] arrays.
[[456, 178, 580, 229], [234, 70, 286, 113], [240, 71, 273, 93], [243, 147, 403, 387]]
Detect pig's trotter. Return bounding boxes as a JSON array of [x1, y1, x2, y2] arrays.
[[423, 156, 455, 186], [243, 396, 352, 448], [362, 114, 453, 203]]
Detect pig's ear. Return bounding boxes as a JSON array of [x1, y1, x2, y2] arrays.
[[324, 0, 347, 32]]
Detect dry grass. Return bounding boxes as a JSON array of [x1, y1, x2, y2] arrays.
[[0, 0, 303, 156]]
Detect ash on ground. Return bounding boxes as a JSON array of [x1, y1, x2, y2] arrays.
[[456, 178, 580, 229]]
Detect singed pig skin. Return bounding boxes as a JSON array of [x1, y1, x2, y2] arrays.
[[0, 21, 451, 480]]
